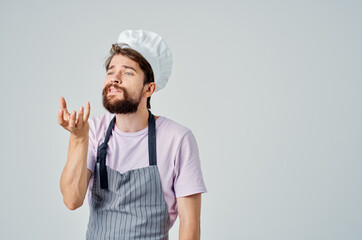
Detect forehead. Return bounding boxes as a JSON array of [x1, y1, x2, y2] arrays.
[[108, 54, 140, 70]]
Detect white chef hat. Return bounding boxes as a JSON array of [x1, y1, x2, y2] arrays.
[[117, 29, 173, 92]]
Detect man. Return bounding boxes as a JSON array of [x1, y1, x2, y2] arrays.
[[58, 30, 207, 240]]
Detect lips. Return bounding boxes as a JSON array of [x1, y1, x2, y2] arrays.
[[109, 87, 122, 93]]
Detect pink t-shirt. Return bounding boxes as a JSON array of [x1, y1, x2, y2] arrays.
[[86, 112, 207, 229]]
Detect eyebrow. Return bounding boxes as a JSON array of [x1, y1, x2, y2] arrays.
[[107, 65, 138, 73]]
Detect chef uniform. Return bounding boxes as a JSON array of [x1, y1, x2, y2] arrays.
[[86, 30, 174, 239]]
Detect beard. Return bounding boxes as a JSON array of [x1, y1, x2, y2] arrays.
[[102, 83, 143, 114]]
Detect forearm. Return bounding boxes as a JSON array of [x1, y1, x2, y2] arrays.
[[179, 219, 200, 240], [60, 134, 89, 210]]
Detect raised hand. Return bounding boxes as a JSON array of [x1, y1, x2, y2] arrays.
[[58, 96, 91, 138]]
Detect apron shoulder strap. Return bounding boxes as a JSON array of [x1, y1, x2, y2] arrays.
[[148, 110, 157, 166]]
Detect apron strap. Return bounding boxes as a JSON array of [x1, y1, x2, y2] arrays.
[[148, 109, 157, 166], [97, 115, 116, 189], [97, 110, 157, 189]]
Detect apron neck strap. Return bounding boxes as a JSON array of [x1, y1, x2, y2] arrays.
[[98, 110, 157, 189]]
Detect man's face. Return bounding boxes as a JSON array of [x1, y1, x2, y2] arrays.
[[102, 54, 146, 114]]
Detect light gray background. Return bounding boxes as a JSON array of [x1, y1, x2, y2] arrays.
[[0, 0, 361, 239]]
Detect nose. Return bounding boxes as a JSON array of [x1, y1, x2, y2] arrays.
[[110, 70, 123, 84], [111, 78, 120, 84], [110, 74, 122, 85]]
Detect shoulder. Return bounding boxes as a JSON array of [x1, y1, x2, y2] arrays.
[[88, 112, 115, 136], [157, 115, 193, 141]]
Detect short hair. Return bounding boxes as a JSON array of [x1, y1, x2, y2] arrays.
[[104, 43, 155, 109]]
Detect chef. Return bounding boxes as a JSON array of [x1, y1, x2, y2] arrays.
[[59, 29, 207, 240]]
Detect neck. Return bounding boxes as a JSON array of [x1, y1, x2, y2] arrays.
[[114, 106, 157, 133]]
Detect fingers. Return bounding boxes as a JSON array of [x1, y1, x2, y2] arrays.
[[59, 97, 68, 112], [62, 109, 70, 122], [75, 101, 90, 126], [58, 98, 90, 132], [69, 110, 76, 128], [58, 108, 65, 126], [60, 97, 70, 121], [84, 101, 91, 122], [77, 106, 84, 126]]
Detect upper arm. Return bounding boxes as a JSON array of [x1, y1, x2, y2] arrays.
[[87, 117, 97, 175], [176, 193, 202, 223], [173, 131, 207, 198]]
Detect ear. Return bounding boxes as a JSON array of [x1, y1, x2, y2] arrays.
[[143, 82, 156, 97]]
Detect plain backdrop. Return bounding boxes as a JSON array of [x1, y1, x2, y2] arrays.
[[0, 0, 361, 239]]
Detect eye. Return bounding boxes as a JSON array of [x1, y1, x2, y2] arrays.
[[107, 72, 113, 75], [125, 72, 133, 76]]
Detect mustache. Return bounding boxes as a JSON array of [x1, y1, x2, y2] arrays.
[[104, 83, 126, 93]]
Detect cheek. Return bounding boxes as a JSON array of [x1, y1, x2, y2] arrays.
[[103, 82, 109, 93], [104, 79, 110, 87]]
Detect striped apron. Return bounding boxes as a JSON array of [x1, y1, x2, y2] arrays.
[[86, 110, 170, 240]]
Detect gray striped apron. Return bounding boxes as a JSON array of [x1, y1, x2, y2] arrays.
[[86, 110, 170, 240]]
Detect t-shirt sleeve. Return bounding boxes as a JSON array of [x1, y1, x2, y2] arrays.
[[173, 130, 207, 198], [87, 117, 97, 174]]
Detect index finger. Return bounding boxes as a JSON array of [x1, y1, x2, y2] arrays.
[[59, 96, 70, 115], [57, 109, 65, 126]]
